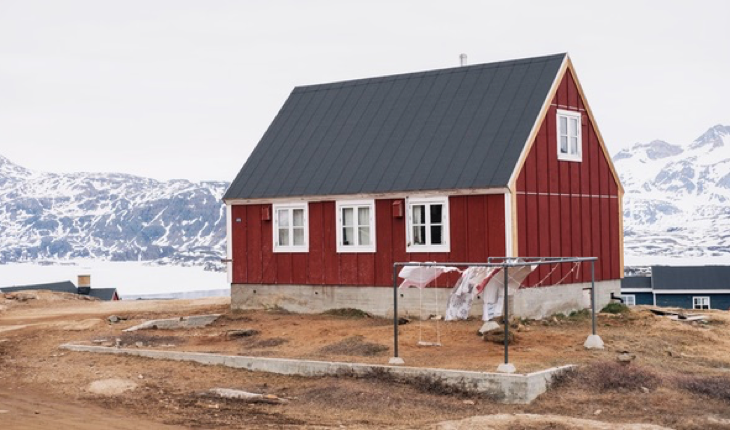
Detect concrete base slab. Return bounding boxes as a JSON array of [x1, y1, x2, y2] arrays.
[[584, 334, 605, 350], [123, 314, 220, 332], [497, 363, 517, 374], [60, 343, 572, 404], [388, 357, 405, 365]]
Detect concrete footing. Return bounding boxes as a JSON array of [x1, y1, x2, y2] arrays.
[[496, 363, 517, 374], [60, 343, 572, 404], [583, 334, 605, 350], [388, 357, 405, 365]]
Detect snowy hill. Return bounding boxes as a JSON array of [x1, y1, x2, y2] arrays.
[[0, 155, 228, 269], [614, 125, 730, 260]]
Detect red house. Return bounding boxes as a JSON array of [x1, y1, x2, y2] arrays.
[[224, 53, 623, 318]]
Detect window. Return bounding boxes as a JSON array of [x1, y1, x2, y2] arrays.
[[693, 296, 710, 310], [557, 109, 582, 162], [336, 200, 376, 253], [273, 203, 308, 252], [406, 196, 450, 253], [621, 295, 636, 306]]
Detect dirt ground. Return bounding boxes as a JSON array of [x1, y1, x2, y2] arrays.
[[2, 291, 730, 429]]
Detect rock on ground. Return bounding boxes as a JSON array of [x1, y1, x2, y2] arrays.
[[87, 379, 138, 396]]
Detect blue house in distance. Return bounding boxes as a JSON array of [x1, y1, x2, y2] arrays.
[[621, 266, 730, 310]]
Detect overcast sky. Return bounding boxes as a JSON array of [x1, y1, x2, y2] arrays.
[[1, 1, 728, 182]]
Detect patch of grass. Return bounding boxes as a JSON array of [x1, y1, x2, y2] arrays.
[[359, 368, 479, 398], [251, 337, 288, 348], [568, 309, 591, 320], [552, 361, 661, 392], [117, 333, 182, 347], [321, 308, 372, 319], [319, 335, 388, 357], [601, 302, 630, 314], [265, 305, 295, 315], [676, 375, 730, 402]]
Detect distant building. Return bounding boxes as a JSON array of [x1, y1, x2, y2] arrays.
[[0, 276, 119, 301], [621, 266, 730, 310]]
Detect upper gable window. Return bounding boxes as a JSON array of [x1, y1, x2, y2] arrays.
[[336, 200, 376, 253], [273, 203, 308, 253], [557, 109, 582, 162], [406, 196, 450, 253]]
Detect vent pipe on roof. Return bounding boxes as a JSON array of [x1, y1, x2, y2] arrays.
[[78, 274, 91, 295], [459, 53, 467, 67]]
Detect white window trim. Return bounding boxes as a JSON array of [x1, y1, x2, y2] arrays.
[[272, 202, 309, 253], [693, 296, 710, 310], [336, 199, 376, 253], [406, 196, 450, 253], [621, 295, 636, 306], [556, 109, 582, 162]]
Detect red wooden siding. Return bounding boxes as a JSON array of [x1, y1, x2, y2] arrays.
[[230, 195, 505, 286], [516, 69, 621, 286]]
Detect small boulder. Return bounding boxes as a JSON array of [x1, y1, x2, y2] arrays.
[[478, 321, 500, 335], [617, 351, 636, 364], [87, 379, 138, 396], [107, 315, 127, 324], [483, 329, 517, 345]]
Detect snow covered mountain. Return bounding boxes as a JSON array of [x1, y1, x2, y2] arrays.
[[614, 125, 730, 260], [0, 155, 228, 269]]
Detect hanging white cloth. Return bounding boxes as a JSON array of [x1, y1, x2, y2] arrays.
[[444, 267, 495, 320], [482, 264, 536, 321], [398, 264, 460, 289]]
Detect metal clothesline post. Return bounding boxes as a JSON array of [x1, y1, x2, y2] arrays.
[[393, 264, 399, 358], [503, 265, 509, 365], [591, 260, 596, 336]]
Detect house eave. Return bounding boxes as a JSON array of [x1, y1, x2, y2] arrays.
[[223, 187, 510, 205]]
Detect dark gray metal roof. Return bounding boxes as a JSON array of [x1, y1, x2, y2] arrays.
[[224, 53, 566, 200], [0, 281, 78, 294], [652, 266, 730, 290], [621, 276, 652, 290], [88, 288, 119, 301]]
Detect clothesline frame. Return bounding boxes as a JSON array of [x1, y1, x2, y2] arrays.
[[391, 256, 598, 372]]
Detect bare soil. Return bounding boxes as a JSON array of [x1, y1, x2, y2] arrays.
[[2, 291, 730, 429]]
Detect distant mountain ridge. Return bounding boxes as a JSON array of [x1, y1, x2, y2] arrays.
[[3, 124, 729, 270], [614, 124, 730, 260], [0, 155, 228, 269]]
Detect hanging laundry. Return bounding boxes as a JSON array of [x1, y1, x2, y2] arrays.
[[482, 264, 536, 321], [398, 264, 460, 289], [444, 267, 495, 320]]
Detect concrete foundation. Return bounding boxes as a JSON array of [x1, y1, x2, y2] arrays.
[[60, 343, 572, 404], [231, 280, 620, 320]]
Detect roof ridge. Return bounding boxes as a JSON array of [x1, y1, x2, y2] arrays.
[[293, 53, 567, 94]]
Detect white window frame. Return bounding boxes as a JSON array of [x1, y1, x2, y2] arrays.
[[272, 202, 309, 253], [336, 199, 376, 253], [693, 296, 710, 310], [556, 109, 582, 162], [406, 196, 450, 253], [621, 295, 636, 306]]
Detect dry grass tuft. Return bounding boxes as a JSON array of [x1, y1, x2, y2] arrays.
[[551, 361, 661, 392], [676, 375, 730, 403], [319, 335, 388, 357]]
